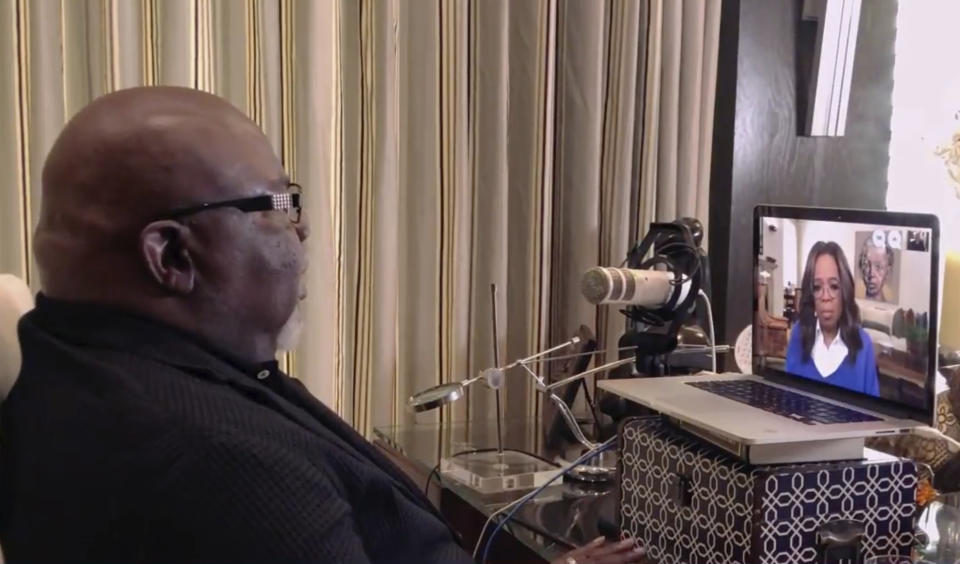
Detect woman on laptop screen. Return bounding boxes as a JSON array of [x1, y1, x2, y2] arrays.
[[786, 241, 879, 396]]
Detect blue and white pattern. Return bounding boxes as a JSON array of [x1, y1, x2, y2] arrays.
[[618, 418, 917, 564]]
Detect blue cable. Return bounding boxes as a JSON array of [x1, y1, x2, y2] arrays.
[[480, 437, 617, 564]]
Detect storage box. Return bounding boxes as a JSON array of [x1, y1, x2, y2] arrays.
[[618, 417, 917, 564]]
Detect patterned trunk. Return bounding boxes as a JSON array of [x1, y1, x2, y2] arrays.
[[618, 417, 917, 564]]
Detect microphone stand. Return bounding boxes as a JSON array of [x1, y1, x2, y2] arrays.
[[406, 332, 727, 489], [490, 284, 504, 456]]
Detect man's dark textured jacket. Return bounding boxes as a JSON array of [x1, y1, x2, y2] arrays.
[[0, 296, 473, 563]]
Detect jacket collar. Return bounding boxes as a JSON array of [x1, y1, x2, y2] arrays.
[[28, 294, 277, 381]]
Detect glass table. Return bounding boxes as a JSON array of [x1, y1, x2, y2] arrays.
[[373, 417, 618, 562]]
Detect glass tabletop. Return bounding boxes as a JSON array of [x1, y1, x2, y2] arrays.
[[373, 417, 618, 561]]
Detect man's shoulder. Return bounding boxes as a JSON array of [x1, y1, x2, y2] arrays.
[[5, 354, 333, 503], [10, 340, 309, 453]]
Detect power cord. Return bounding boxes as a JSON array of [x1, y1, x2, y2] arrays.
[[471, 488, 532, 560], [697, 289, 717, 373], [475, 437, 617, 563], [424, 466, 440, 496]]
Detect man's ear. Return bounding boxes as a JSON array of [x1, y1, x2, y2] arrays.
[[140, 220, 196, 294]]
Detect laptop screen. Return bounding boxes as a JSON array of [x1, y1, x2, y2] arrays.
[[754, 207, 938, 418]]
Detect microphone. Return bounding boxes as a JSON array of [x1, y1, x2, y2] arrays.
[[581, 266, 682, 307]]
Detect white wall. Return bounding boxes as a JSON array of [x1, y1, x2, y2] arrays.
[[781, 220, 798, 291], [760, 217, 801, 317], [887, 1, 960, 253], [761, 217, 785, 315], [886, 3, 960, 353], [899, 247, 933, 313]]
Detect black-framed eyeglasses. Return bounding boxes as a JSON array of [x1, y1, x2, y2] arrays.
[[161, 183, 303, 223]]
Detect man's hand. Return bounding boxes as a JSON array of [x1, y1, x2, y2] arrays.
[[551, 536, 646, 564]]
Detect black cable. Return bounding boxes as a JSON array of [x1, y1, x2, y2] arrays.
[[652, 241, 701, 286], [579, 378, 601, 427], [620, 237, 702, 290], [424, 466, 440, 496], [622, 240, 702, 327]]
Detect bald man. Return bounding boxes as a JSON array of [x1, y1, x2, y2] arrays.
[[0, 88, 643, 564]]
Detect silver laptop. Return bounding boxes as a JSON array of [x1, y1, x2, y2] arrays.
[[599, 205, 940, 464]]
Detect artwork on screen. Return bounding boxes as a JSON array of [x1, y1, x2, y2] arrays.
[[854, 230, 901, 304], [755, 217, 933, 411]]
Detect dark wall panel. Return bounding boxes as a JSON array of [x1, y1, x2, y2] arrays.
[[710, 0, 898, 349]]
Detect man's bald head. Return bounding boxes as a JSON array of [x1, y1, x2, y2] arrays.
[[38, 87, 278, 282], [36, 87, 308, 361]]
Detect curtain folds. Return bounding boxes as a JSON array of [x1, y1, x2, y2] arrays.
[[638, 0, 722, 246], [0, 0, 721, 438]]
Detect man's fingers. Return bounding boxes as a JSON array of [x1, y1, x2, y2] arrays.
[[595, 544, 646, 564], [554, 537, 646, 564], [593, 539, 646, 564], [571, 535, 606, 556], [591, 538, 635, 557], [553, 536, 605, 563]]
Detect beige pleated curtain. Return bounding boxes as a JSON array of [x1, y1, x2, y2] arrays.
[[0, 0, 720, 437]]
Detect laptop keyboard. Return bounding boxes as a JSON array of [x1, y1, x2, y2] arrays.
[[687, 380, 882, 425]]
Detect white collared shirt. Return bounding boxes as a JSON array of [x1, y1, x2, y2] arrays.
[[813, 320, 848, 377]]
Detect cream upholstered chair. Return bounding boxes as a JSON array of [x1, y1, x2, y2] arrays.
[[0, 274, 34, 399]]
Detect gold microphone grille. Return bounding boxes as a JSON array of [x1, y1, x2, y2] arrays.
[[581, 267, 612, 304]]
